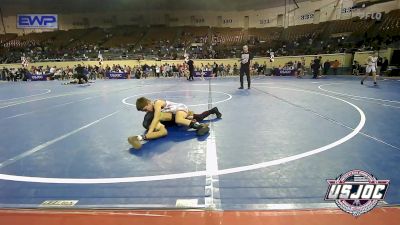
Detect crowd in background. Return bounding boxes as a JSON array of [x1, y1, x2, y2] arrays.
[[1, 9, 400, 65], [1, 34, 398, 65], [3, 54, 381, 82]]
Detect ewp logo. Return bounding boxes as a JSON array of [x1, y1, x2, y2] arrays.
[[17, 14, 58, 29]]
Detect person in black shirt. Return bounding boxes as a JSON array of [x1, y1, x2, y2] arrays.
[[1, 67, 6, 81], [135, 68, 142, 79], [312, 56, 321, 79], [381, 57, 389, 76], [212, 62, 218, 77], [75, 64, 88, 84], [239, 45, 253, 89], [185, 56, 195, 81], [128, 97, 211, 149], [323, 59, 331, 75], [377, 56, 383, 76]]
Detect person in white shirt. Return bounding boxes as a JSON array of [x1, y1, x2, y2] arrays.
[[127, 97, 210, 149], [155, 66, 160, 78], [361, 51, 378, 86], [21, 55, 29, 68]]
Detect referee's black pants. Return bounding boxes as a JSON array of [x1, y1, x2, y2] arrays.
[[188, 70, 194, 80], [240, 66, 251, 88]]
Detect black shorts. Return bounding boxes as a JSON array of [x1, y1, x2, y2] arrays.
[[75, 74, 88, 83], [143, 112, 176, 130]]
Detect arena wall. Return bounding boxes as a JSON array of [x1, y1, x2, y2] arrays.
[[0, 53, 356, 70], [354, 48, 394, 65]]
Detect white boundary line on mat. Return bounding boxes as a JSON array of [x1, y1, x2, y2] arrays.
[[0, 89, 51, 102], [0, 86, 365, 184], [318, 83, 400, 104], [122, 90, 232, 107]]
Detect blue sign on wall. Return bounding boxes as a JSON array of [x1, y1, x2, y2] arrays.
[[27, 73, 48, 81], [17, 14, 58, 29], [106, 72, 128, 79]]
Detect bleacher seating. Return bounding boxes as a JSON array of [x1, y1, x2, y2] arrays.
[[376, 9, 400, 37], [140, 27, 178, 48], [102, 26, 145, 48], [0, 8, 399, 63], [0, 34, 16, 44], [74, 28, 107, 46], [248, 27, 283, 44], [211, 28, 245, 45], [51, 29, 89, 48], [324, 19, 374, 36], [179, 26, 209, 45], [281, 23, 324, 42]]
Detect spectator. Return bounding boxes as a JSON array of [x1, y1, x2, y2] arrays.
[[212, 62, 218, 77], [311, 56, 321, 79], [332, 60, 340, 75], [233, 63, 238, 75], [296, 60, 303, 78], [155, 65, 160, 78], [352, 61, 360, 76], [381, 57, 389, 76], [323, 60, 331, 75], [377, 56, 383, 76], [1, 67, 6, 81]]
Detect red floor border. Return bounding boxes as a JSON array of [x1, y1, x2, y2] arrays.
[[0, 206, 399, 225]]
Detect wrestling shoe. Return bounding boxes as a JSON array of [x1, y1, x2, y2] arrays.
[[211, 107, 222, 119], [196, 124, 210, 136]]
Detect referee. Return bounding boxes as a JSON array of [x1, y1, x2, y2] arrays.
[[239, 45, 253, 89], [185, 54, 195, 81]]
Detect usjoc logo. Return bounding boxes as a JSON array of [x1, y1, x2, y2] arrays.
[[17, 14, 58, 29], [325, 170, 389, 217]]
